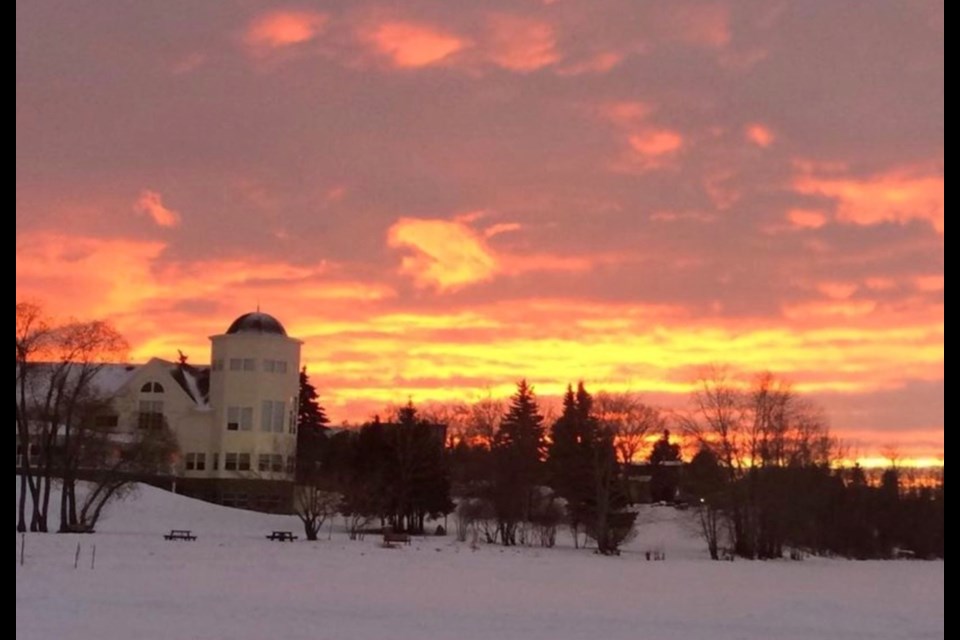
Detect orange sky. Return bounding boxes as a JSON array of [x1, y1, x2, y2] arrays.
[[16, 1, 943, 464]]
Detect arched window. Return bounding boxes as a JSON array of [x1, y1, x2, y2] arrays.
[[140, 381, 165, 393]]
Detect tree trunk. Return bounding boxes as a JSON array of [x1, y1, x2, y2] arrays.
[[17, 475, 28, 532]]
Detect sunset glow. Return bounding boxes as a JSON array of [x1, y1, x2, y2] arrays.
[[16, 1, 943, 465]]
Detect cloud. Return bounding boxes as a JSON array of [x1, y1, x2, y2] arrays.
[[817, 281, 858, 300], [793, 168, 944, 234], [600, 101, 654, 128], [914, 275, 944, 292], [746, 123, 775, 147], [485, 14, 560, 72], [786, 209, 828, 229], [628, 130, 684, 157], [657, 2, 731, 48], [386, 216, 603, 291], [557, 52, 623, 76], [483, 222, 522, 238], [244, 10, 328, 50], [387, 217, 498, 291], [363, 21, 466, 68], [134, 190, 181, 228]]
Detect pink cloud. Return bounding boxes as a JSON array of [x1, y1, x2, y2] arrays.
[[364, 21, 466, 68], [628, 130, 684, 156], [787, 209, 828, 229], [134, 190, 181, 228], [793, 168, 944, 234], [817, 281, 859, 300], [483, 222, 523, 238], [600, 101, 654, 128], [746, 123, 775, 147], [914, 275, 944, 292], [663, 3, 731, 48], [485, 14, 560, 72], [244, 10, 328, 50], [557, 52, 623, 76]]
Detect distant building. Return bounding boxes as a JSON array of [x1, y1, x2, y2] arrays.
[[18, 311, 302, 512]]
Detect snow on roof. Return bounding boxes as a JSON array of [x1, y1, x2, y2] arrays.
[[18, 361, 211, 410]]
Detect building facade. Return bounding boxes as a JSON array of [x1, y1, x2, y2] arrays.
[[101, 311, 302, 512]]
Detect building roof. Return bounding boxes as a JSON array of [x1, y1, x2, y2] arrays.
[[225, 311, 287, 336]]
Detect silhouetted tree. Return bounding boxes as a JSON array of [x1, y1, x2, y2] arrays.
[[649, 429, 682, 502], [490, 380, 545, 545], [295, 368, 329, 483], [547, 383, 597, 547]]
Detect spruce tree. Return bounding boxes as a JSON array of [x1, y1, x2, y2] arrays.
[[490, 380, 545, 545]]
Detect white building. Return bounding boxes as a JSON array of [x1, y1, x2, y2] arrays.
[[91, 311, 302, 512]]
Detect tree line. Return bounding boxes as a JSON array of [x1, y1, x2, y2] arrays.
[[298, 379, 671, 554], [17, 301, 942, 559], [299, 368, 943, 560]]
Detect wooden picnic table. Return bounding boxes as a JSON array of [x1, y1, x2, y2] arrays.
[[164, 529, 196, 541], [265, 530, 298, 541]]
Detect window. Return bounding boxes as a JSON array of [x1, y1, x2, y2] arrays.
[[140, 381, 164, 393], [243, 358, 256, 371], [212, 359, 224, 371], [261, 400, 286, 433], [258, 453, 271, 472], [185, 453, 206, 471], [285, 456, 295, 474], [211, 452, 219, 471], [138, 400, 164, 430], [263, 359, 288, 374], [229, 358, 242, 371], [271, 454, 283, 472], [94, 414, 119, 428], [224, 453, 238, 471], [227, 406, 253, 431], [238, 453, 251, 471]]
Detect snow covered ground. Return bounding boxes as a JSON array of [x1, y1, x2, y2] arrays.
[[16, 483, 943, 640]]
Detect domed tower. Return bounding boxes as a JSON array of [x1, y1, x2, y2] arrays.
[[208, 311, 302, 495]]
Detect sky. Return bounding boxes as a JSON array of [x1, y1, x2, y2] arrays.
[[16, 0, 943, 464]]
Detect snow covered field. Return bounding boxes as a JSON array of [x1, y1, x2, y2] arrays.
[[16, 483, 943, 640]]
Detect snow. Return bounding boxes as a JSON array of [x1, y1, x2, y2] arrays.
[[16, 483, 944, 640], [180, 367, 210, 409]]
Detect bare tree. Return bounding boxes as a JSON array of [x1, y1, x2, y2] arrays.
[[594, 391, 665, 464], [70, 422, 179, 531], [467, 396, 504, 448], [681, 367, 838, 559], [16, 302, 52, 531], [50, 320, 128, 531], [293, 485, 342, 541]]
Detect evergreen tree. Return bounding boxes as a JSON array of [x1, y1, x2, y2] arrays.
[[298, 367, 329, 432], [649, 429, 681, 465], [547, 383, 598, 546], [295, 368, 329, 483], [548, 382, 636, 554], [649, 429, 682, 502], [490, 380, 545, 545]]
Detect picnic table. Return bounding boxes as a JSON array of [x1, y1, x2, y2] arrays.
[[265, 530, 298, 541], [382, 530, 411, 547], [164, 529, 196, 541]]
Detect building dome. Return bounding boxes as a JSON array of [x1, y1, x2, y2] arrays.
[[225, 312, 287, 336]]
